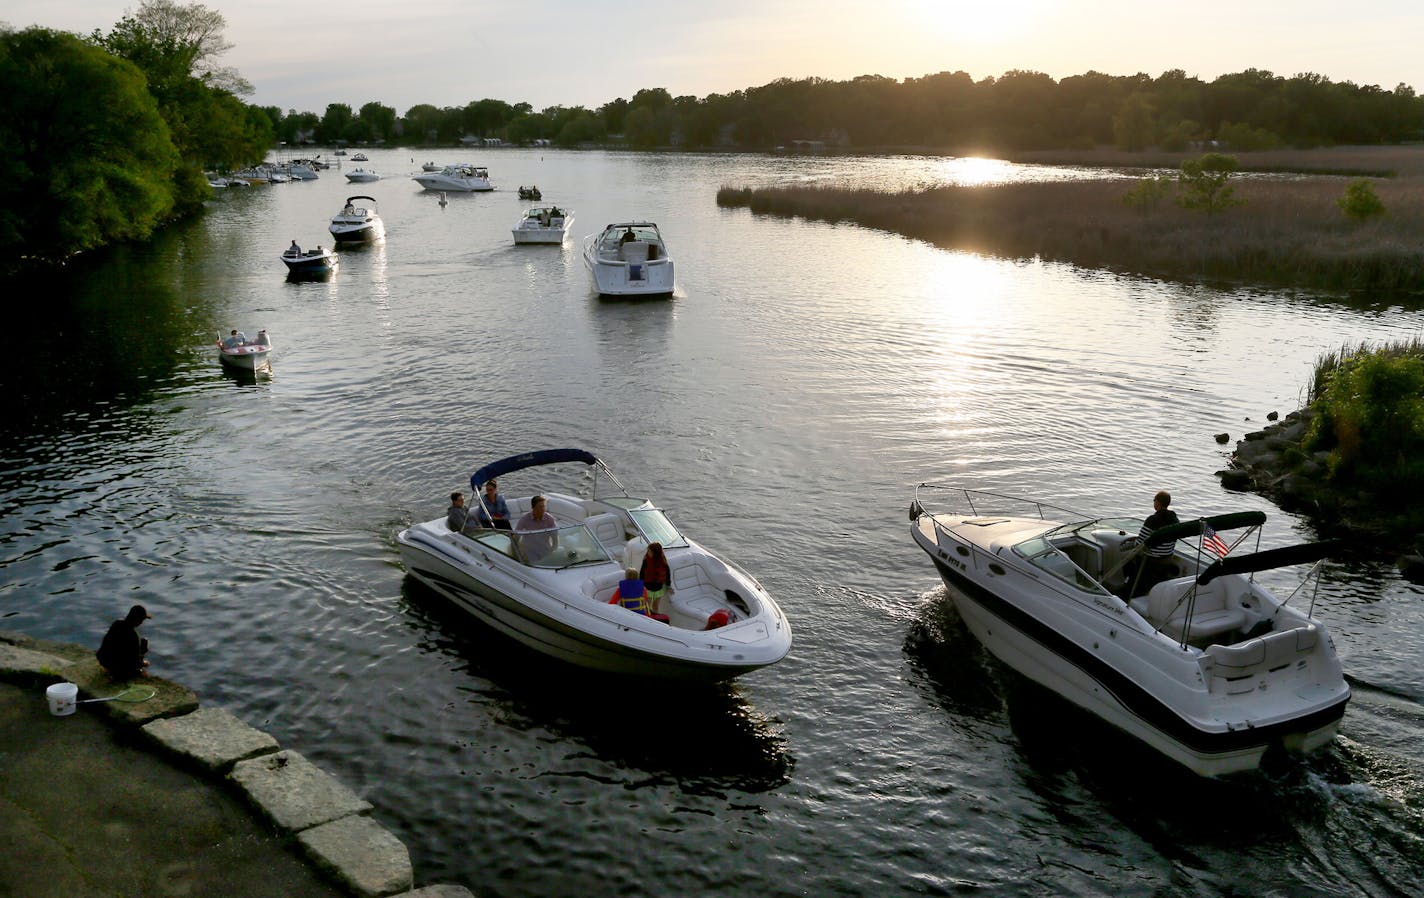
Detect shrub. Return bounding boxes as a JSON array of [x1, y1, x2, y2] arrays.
[[1177, 153, 1245, 214], [1338, 178, 1386, 221], [1120, 175, 1175, 213]]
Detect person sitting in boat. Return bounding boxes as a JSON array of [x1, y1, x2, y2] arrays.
[[619, 227, 636, 245], [447, 491, 473, 533], [288, 239, 301, 255], [639, 541, 675, 612], [221, 329, 246, 348], [342, 201, 355, 215], [515, 495, 559, 561], [1135, 489, 1181, 593], [475, 479, 512, 530], [252, 329, 270, 347]]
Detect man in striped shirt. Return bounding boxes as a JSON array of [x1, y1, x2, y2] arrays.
[[1136, 490, 1181, 593]]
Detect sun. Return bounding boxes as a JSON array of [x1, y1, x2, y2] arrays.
[[908, 0, 1044, 43]]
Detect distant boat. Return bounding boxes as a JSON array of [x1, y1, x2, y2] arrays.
[[512, 205, 573, 245], [329, 195, 385, 243], [422, 161, 442, 171], [412, 164, 492, 192], [517, 185, 542, 200], [217, 331, 272, 373], [345, 168, 380, 183], [351, 152, 369, 161], [582, 221, 674, 297], [280, 244, 339, 277]]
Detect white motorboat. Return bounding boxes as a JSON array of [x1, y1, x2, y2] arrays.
[[345, 168, 380, 183], [412, 163, 492, 192], [216, 330, 272, 372], [351, 152, 369, 161], [396, 449, 792, 681], [421, 161, 442, 171], [328, 195, 385, 243], [280, 243, 338, 277], [908, 486, 1350, 777], [582, 221, 674, 297], [512, 205, 574, 245]]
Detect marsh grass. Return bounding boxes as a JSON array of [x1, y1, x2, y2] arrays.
[[717, 174, 1424, 295]]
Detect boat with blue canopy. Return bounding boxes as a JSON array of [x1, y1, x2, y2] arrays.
[[396, 449, 792, 680]]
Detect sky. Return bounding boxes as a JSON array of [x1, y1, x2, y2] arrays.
[[8, 1, 1423, 115]]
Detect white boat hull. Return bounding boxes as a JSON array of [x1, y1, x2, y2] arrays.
[[218, 345, 271, 371], [910, 505, 1349, 777], [413, 173, 492, 192], [397, 514, 790, 681]]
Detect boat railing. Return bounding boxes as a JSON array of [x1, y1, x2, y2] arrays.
[[911, 483, 1090, 522]]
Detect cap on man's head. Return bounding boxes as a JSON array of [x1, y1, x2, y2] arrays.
[[126, 604, 151, 624]]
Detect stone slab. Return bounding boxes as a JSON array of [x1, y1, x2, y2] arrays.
[[0, 643, 72, 682], [63, 658, 199, 725], [0, 630, 95, 665], [231, 749, 372, 832], [298, 814, 414, 898], [400, 886, 477, 898], [143, 706, 280, 772]]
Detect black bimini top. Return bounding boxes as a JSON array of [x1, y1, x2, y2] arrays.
[[470, 448, 599, 490]]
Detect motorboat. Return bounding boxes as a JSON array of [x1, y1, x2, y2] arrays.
[[421, 161, 442, 172], [280, 243, 338, 276], [512, 205, 574, 245], [285, 162, 319, 181], [351, 152, 369, 161], [908, 485, 1350, 777], [345, 168, 380, 183], [216, 330, 272, 372], [582, 221, 674, 297], [328, 195, 385, 243], [412, 163, 492, 192], [517, 185, 542, 200], [396, 449, 792, 681]]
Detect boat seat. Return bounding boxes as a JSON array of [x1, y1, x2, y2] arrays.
[[1139, 576, 1247, 643], [1202, 626, 1317, 694], [583, 513, 626, 554], [620, 241, 649, 262]]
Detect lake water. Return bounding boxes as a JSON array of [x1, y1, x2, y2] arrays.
[[4, 148, 1423, 897]]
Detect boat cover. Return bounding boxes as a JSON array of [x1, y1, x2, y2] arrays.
[[471, 448, 599, 489], [1144, 511, 1268, 548], [1196, 540, 1339, 585]]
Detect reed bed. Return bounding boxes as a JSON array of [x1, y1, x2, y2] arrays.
[[1005, 145, 1424, 177], [717, 175, 1424, 296]]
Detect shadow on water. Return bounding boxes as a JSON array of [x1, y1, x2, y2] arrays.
[[397, 576, 795, 795], [904, 593, 1424, 896]]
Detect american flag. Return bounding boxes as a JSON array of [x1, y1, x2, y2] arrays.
[[1202, 522, 1230, 557]]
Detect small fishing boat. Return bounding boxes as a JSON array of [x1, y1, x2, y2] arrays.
[[512, 205, 573, 244], [582, 221, 674, 297], [328, 196, 385, 243], [396, 449, 793, 681], [422, 161, 442, 172], [217, 330, 273, 372], [517, 185, 542, 200], [908, 485, 1350, 777], [280, 243, 338, 276]]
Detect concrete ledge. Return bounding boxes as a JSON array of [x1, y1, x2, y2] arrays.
[[0, 642, 73, 682], [63, 658, 199, 725], [231, 749, 373, 832], [143, 706, 280, 773], [299, 814, 414, 898], [399, 887, 477, 898]]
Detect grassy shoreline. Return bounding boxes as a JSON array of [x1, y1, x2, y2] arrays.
[[718, 146, 1424, 296]]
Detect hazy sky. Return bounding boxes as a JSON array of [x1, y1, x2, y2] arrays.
[[10, 1, 1423, 114]]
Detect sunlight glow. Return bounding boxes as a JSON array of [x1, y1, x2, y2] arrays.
[[908, 0, 1046, 42]]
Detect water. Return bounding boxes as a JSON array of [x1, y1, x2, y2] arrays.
[[4, 149, 1423, 897]]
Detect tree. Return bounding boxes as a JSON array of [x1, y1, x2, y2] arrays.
[[0, 27, 180, 266], [1177, 152, 1244, 214], [1338, 179, 1386, 221], [1112, 92, 1155, 150], [358, 101, 397, 142], [317, 103, 353, 143], [95, 0, 249, 95]]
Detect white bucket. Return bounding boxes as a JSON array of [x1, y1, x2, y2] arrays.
[[46, 682, 79, 717]]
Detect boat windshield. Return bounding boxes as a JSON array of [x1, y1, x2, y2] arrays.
[[627, 507, 689, 549], [475, 522, 612, 569], [1014, 534, 1111, 595]]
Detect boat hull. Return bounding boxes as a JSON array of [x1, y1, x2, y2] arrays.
[[913, 523, 1348, 777], [218, 346, 270, 371], [396, 526, 788, 682], [413, 175, 492, 192], [585, 258, 674, 297], [512, 228, 568, 245]]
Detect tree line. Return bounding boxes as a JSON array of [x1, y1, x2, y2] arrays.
[[1, 1, 271, 269], [267, 68, 1424, 152]]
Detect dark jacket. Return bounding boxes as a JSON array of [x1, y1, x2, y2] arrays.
[[96, 619, 146, 677]]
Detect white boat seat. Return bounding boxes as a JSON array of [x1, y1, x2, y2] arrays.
[[620, 241, 649, 262], [1203, 626, 1317, 694], [1140, 576, 1247, 643], [583, 512, 626, 553]]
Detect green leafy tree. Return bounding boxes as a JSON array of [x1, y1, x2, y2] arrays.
[[1120, 175, 1175, 213], [317, 103, 353, 143], [0, 26, 180, 266], [1338, 179, 1386, 221], [358, 102, 397, 143], [1177, 152, 1244, 214]]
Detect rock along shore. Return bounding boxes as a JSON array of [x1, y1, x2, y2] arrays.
[[1216, 409, 1424, 580], [0, 629, 474, 898]]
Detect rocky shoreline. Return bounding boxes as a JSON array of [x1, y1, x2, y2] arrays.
[[1216, 409, 1424, 580]]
